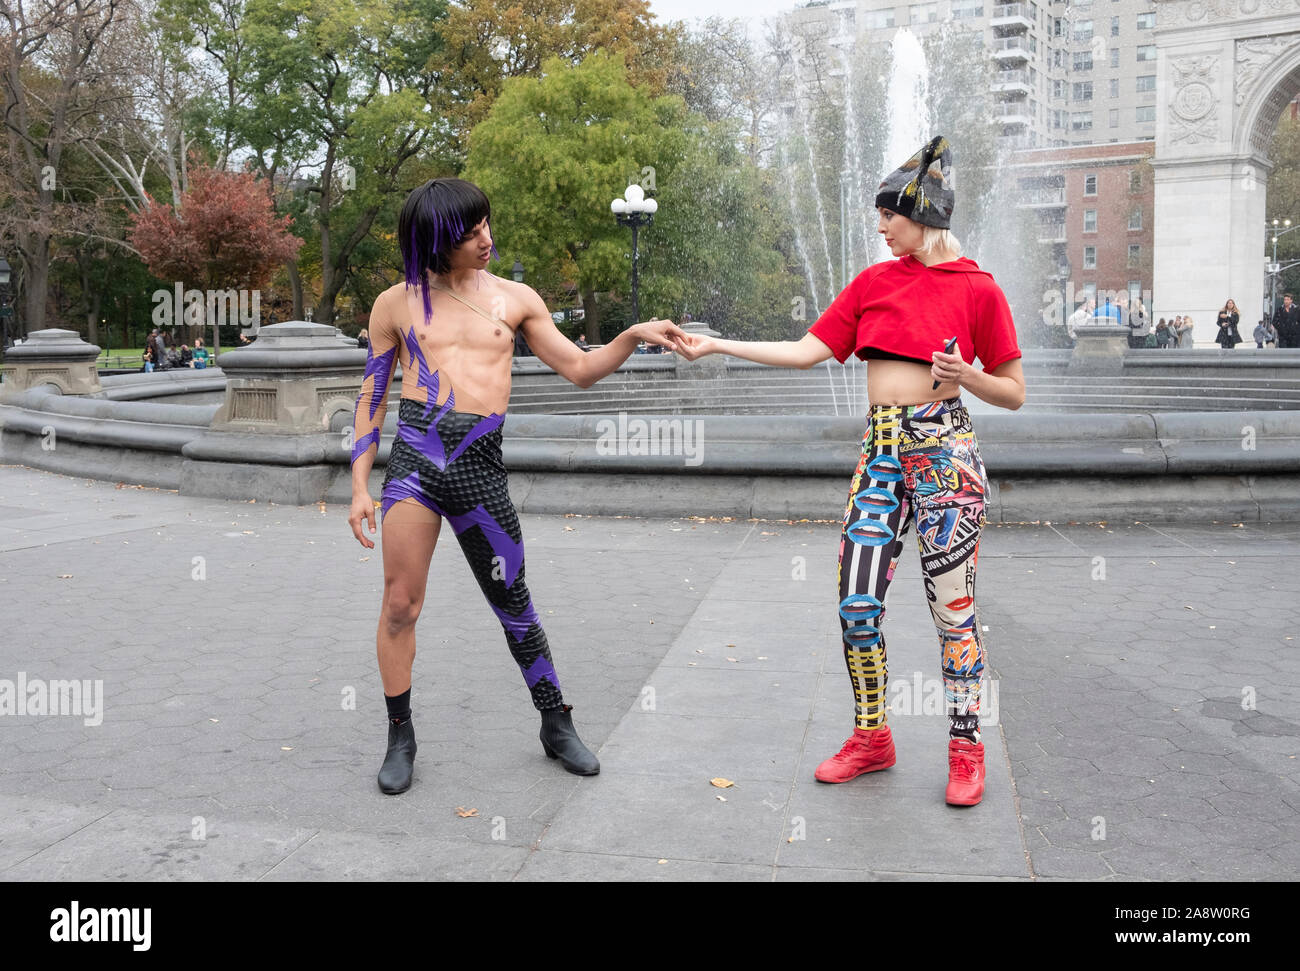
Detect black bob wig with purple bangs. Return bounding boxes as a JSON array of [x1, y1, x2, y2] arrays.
[[398, 177, 499, 324]]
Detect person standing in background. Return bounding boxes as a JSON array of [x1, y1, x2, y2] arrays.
[[1274, 293, 1300, 349]]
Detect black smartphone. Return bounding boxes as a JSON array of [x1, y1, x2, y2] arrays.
[[932, 336, 958, 389]]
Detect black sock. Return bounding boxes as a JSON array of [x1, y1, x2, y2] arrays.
[[385, 688, 411, 725]]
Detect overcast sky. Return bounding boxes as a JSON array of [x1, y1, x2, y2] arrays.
[[647, 0, 800, 25]]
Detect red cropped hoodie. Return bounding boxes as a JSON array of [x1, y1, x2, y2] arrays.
[[807, 254, 1022, 373]]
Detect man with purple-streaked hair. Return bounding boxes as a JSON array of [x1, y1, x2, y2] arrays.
[[348, 177, 685, 794]]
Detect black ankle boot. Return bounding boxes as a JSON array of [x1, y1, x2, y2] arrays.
[[539, 704, 600, 776], [377, 717, 416, 794]]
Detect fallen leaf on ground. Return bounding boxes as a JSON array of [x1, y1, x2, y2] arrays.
[[455, 807, 479, 818], [57, 574, 73, 579], [710, 778, 734, 788], [716, 795, 727, 802]]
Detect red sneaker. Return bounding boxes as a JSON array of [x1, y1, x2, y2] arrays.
[[814, 726, 896, 783], [945, 738, 985, 806]]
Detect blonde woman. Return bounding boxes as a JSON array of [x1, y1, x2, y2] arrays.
[[674, 136, 1024, 806]]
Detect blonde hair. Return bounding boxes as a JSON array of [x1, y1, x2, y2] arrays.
[[917, 225, 962, 259]]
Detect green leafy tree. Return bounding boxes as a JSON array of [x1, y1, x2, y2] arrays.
[[439, 0, 683, 157], [464, 52, 689, 339], [465, 51, 799, 342]]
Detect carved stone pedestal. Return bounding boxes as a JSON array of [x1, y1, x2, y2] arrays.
[[0, 329, 102, 398]]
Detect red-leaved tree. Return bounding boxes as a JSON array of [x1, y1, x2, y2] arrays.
[[128, 163, 302, 352]]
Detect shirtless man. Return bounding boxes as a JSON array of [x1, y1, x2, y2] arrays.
[[348, 178, 685, 794]]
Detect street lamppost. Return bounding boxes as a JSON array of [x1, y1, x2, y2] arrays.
[[610, 184, 658, 329], [511, 260, 525, 283], [0, 257, 12, 352], [1267, 217, 1299, 320]]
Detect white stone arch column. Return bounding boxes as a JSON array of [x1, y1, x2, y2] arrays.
[[1236, 38, 1300, 320], [1151, 0, 1300, 343]]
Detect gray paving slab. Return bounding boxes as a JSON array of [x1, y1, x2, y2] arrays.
[[1, 462, 1297, 881]]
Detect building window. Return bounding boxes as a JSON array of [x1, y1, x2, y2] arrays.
[[1073, 51, 1093, 71], [1136, 105, 1156, 123], [1137, 12, 1155, 29], [1073, 19, 1093, 42], [865, 9, 896, 28], [1084, 174, 1098, 195], [1110, 47, 1120, 68], [1084, 246, 1097, 269], [1137, 44, 1156, 61], [1073, 81, 1093, 101], [1110, 78, 1119, 97], [1129, 209, 1142, 230], [1054, 48, 1065, 68], [1136, 74, 1156, 93], [1053, 79, 1065, 99], [1129, 171, 1143, 192], [1111, 15, 1119, 36], [1072, 111, 1093, 130], [1128, 243, 1141, 267], [1110, 108, 1119, 127], [1084, 209, 1097, 232], [951, 0, 982, 19], [909, 2, 939, 24], [1052, 16, 1063, 37]]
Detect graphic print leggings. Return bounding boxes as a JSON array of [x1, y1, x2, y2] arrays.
[[380, 398, 564, 712], [837, 396, 988, 743]]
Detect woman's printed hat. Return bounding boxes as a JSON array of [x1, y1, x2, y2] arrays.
[[875, 135, 954, 229]]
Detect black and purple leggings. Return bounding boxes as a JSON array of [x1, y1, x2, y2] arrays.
[[380, 397, 564, 711]]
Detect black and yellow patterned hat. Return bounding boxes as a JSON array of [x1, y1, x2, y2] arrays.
[[874, 135, 954, 229]]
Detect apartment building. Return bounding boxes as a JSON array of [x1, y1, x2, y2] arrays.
[[789, 0, 1159, 154], [1010, 141, 1156, 312]]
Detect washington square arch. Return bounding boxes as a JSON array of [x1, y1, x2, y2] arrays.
[[1153, 0, 1300, 331]]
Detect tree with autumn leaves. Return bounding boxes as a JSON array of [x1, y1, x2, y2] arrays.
[[128, 164, 302, 352]]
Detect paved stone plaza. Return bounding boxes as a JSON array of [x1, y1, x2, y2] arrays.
[[1, 463, 1297, 881]]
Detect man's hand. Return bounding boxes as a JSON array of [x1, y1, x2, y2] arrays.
[[628, 317, 688, 350], [350, 492, 378, 549], [931, 341, 970, 387], [671, 333, 717, 361]]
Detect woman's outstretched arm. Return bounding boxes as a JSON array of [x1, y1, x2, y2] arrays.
[[672, 330, 836, 370]]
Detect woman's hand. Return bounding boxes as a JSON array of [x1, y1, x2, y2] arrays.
[[350, 492, 378, 549], [931, 341, 970, 387], [628, 318, 689, 349], [672, 333, 717, 361]]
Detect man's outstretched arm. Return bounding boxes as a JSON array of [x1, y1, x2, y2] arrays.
[[518, 286, 686, 389]]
